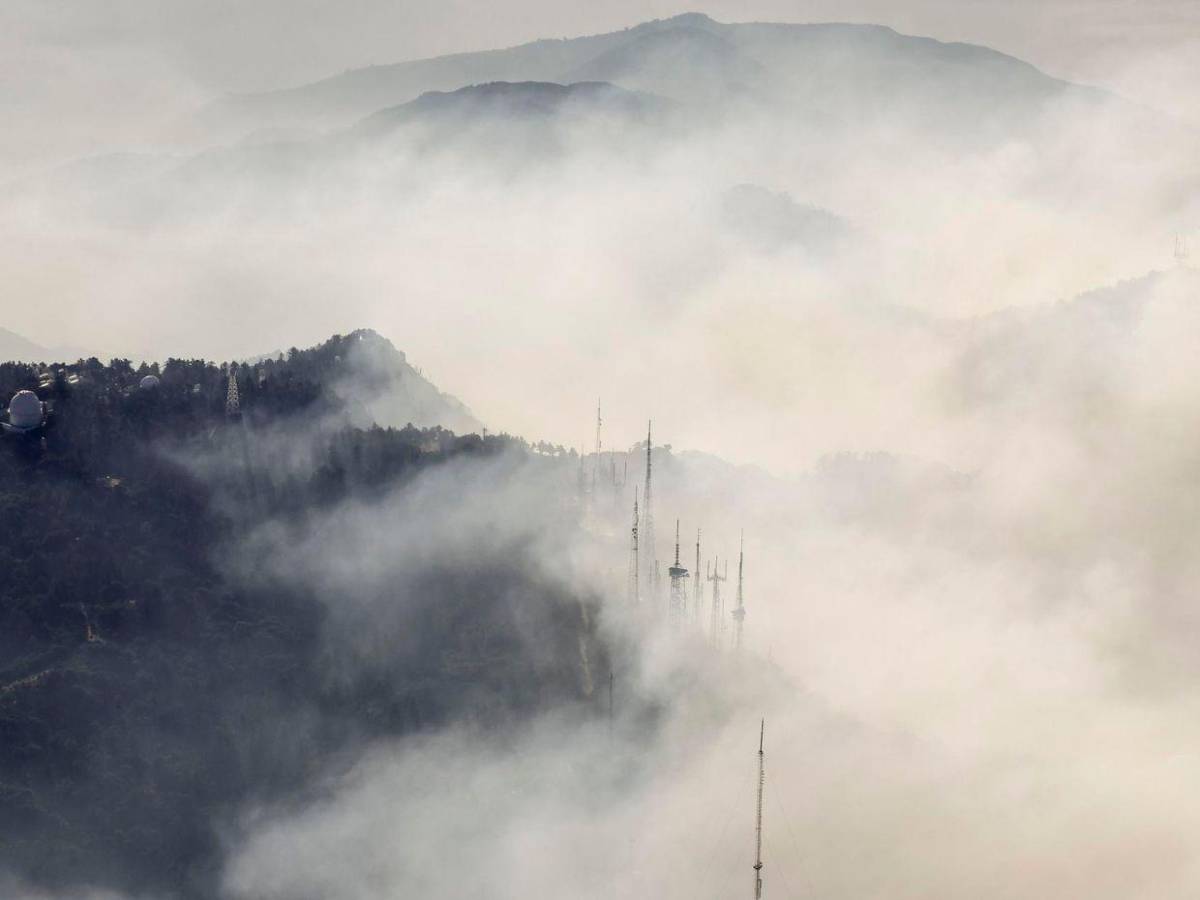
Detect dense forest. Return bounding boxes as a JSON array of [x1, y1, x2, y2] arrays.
[[0, 331, 608, 898]]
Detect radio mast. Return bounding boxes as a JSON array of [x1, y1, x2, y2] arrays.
[[641, 421, 656, 599], [592, 399, 602, 498], [732, 531, 746, 651], [667, 519, 690, 627], [627, 487, 640, 605], [708, 557, 727, 647], [753, 719, 765, 900]]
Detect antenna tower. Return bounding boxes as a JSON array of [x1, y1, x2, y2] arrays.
[[732, 531, 746, 651], [592, 399, 602, 498], [693, 529, 702, 627], [226, 368, 240, 418], [627, 487, 640, 605], [667, 519, 690, 627], [708, 557, 728, 647], [641, 421, 657, 600], [753, 720, 765, 900]]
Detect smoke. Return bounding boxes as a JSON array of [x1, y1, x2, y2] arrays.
[[193, 324, 1200, 900]]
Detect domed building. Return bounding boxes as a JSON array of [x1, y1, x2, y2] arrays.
[[4, 390, 44, 432], [139, 374, 161, 390]]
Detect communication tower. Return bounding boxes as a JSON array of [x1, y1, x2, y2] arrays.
[[627, 487, 640, 605], [667, 519, 690, 627], [732, 531, 747, 652], [708, 557, 728, 648], [641, 421, 657, 599]]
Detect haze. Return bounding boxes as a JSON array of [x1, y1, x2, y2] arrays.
[[2, 5, 1200, 897]]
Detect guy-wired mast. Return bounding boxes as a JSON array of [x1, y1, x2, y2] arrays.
[[641, 421, 657, 599], [592, 399, 602, 498], [707, 557, 727, 647], [667, 519, 689, 627], [753, 719, 765, 900], [732, 531, 746, 651], [627, 487, 640, 605]]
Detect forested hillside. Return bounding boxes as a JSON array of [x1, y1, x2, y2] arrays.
[[0, 331, 604, 898]]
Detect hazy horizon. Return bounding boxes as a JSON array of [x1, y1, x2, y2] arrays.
[[4, 4, 1199, 471], [4, 2, 1199, 171]]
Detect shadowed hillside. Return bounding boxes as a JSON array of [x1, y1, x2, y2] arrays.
[[0, 332, 607, 898]]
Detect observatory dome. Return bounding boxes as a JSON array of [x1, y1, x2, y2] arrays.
[[139, 375, 161, 390], [7, 390, 43, 430]]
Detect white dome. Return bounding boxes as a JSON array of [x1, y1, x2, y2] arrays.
[[7, 390, 43, 430], [139, 375, 161, 390]]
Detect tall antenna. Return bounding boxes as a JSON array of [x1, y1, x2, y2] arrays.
[[641, 421, 657, 600], [708, 555, 728, 647], [225, 367, 241, 418], [592, 399, 602, 498], [693, 529, 702, 627], [628, 487, 640, 605], [732, 531, 746, 651], [667, 518, 690, 628], [753, 719, 765, 900], [723, 560, 730, 642]]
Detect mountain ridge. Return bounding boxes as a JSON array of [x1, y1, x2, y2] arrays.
[[353, 79, 672, 137], [189, 13, 1108, 144]]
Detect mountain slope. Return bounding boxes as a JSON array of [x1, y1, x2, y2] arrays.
[[24, 80, 674, 221], [0, 328, 50, 363], [0, 327, 98, 365], [354, 79, 669, 136], [0, 332, 600, 898], [192, 12, 1108, 143]]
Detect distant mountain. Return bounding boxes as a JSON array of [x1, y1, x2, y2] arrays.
[[0, 327, 96, 364], [342, 80, 675, 165], [0, 328, 50, 362], [191, 12, 1115, 145], [354, 79, 670, 138], [562, 21, 766, 107], [945, 266, 1200, 417], [25, 80, 670, 221]]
